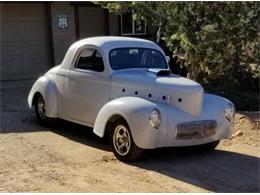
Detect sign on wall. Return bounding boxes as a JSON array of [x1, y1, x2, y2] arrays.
[[58, 15, 68, 29]]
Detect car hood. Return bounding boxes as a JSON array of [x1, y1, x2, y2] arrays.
[[110, 69, 204, 116]]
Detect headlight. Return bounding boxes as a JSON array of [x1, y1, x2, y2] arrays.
[[149, 108, 161, 129], [224, 103, 236, 121]]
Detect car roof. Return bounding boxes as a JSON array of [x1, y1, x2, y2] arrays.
[[70, 36, 162, 52], [61, 36, 165, 70]]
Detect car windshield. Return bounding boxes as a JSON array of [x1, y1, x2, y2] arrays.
[[109, 48, 168, 70]]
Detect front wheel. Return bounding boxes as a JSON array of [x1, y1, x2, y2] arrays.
[[110, 119, 143, 162]]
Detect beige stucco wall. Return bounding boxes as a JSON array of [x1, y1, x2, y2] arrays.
[[50, 2, 76, 65]]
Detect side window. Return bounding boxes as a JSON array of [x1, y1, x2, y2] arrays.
[[75, 49, 104, 72]]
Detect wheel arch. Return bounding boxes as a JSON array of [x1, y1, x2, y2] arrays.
[[93, 107, 128, 138], [103, 114, 128, 137]]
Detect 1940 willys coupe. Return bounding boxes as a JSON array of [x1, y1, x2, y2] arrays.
[[28, 36, 235, 161]]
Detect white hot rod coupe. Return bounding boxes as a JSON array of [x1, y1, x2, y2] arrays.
[[28, 36, 235, 161]]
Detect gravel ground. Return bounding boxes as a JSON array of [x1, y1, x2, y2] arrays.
[[0, 80, 259, 192]]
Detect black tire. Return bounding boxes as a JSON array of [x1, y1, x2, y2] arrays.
[[34, 94, 49, 125], [110, 119, 143, 162]]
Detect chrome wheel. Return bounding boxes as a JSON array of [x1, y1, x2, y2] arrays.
[[113, 125, 131, 156], [37, 95, 46, 120]]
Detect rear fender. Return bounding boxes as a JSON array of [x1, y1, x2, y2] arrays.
[[28, 76, 59, 118]]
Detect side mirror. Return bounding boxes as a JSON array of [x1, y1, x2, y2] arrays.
[[166, 56, 170, 63]]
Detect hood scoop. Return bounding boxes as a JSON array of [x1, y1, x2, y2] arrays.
[[148, 68, 171, 76]]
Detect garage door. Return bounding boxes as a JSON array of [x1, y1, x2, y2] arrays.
[[78, 6, 106, 38], [1, 3, 50, 81]]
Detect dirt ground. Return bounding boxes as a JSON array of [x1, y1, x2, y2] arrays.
[[0, 80, 259, 192]]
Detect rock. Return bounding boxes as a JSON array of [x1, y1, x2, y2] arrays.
[[232, 130, 243, 137]]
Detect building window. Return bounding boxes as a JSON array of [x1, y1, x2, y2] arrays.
[[121, 12, 146, 35]]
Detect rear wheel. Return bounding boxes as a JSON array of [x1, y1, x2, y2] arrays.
[[110, 119, 143, 162], [35, 94, 48, 124]]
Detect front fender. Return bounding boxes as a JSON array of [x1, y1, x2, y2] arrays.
[[93, 97, 168, 148], [28, 75, 59, 118]]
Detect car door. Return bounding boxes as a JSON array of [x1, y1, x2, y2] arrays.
[[65, 47, 111, 126]]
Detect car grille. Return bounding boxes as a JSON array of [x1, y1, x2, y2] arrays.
[[176, 120, 217, 139]]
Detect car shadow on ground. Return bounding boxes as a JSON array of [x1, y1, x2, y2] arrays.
[[131, 147, 260, 192], [50, 120, 111, 152]]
